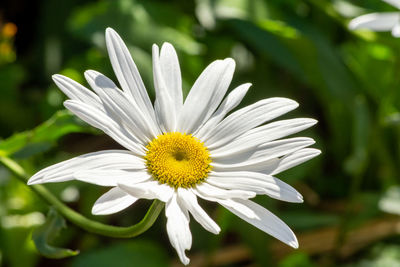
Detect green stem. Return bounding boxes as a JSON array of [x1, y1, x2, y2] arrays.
[[0, 156, 164, 238]]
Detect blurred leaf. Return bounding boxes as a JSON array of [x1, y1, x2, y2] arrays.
[[227, 19, 303, 79], [281, 211, 340, 231], [0, 110, 92, 158], [227, 17, 358, 103], [0, 64, 31, 134], [279, 252, 316, 267], [344, 95, 371, 176], [0, 227, 38, 267], [70, 240, 169, 267], [345, 192, 382, 229], [69, 0, 202, 55], [32, 208, 79, 259]]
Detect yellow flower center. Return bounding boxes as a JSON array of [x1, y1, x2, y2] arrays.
[[145, 132, 212, 188]]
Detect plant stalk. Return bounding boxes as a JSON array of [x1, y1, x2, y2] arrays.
[[0, 156, 164, 238]]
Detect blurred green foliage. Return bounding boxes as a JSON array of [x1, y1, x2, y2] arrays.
[[1, 0, 400, 266]]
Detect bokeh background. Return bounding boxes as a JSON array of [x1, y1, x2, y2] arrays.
[[1, 0, 400, 266]]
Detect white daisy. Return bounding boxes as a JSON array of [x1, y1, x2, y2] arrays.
[[28, 28, 320, 265], [349, 0, 400, 37]]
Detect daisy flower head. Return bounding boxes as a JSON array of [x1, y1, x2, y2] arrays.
[[349, 0, 400, 37], [28, 28, 320, 265]]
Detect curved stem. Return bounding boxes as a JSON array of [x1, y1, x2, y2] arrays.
[[0, 156, 164, 238]]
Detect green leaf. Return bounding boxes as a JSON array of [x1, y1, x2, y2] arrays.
[[0, 110, 92, 158], [32, 208, 79, 259], [70, 240, 169, 267]]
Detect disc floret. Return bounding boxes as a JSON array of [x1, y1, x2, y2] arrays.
[[145, 132, 212, 188]]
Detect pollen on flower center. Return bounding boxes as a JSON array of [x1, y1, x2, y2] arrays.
[[144, 132, 212, 188]]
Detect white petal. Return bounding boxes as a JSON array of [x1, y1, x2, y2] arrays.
[[105, 28, 158, 129], [74, 170, 150, 187], [217, 198, 259, 219], [382, 0, 400, 9], [212, 137, 315, 172], [208, 171, 303, 203], [177, 58, 235, 134], [177, 188, 220, 234], [84, 70, 159, 142], [117, 181, 174, 202], [195, 83, 251, 139], [28, 150, 143, 185], [166, 194, 192, 265], [221, 199, 298, 248], [92, 187, 138, 215], [52, 74, 103, 110], [349, 12, 400, 31], [211, 118, 317, 157], [392, 22, 400, 37], [271, 148, 321, 175], [152, 44, 177, 132], [207, 176, 268, 195], [64, 100, 145, 154], [160, 42, 183, 115], [204, 98, 299, 149], [191, 188, 259, 219], [194, 182, 256, 200]]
